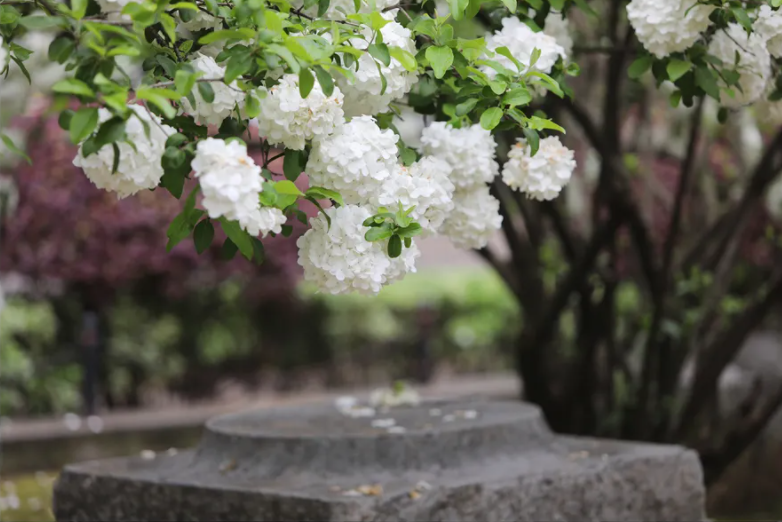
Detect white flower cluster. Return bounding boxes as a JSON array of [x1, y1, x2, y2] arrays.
[[420, 122, 499, 188], [307, 115, 399, 204], [192, 138, 285, 237], [626, 0, 714, 58], [295, 0, 397, 20], [543, 12, 574, 60], [336, 12, 418, 116], [502, 136, 576, 201], [755, 5, 782, 58], [255, 73, 344, 150], [73, 106, 175, 199], [370, 157, 455, 234], [485, 17, 566, 76], [439, 185, 503, 250], [180, 54, 245, 126], [420, 122, 502, 250], [709, 23, 771, 109], [297, 205, 419, 295]]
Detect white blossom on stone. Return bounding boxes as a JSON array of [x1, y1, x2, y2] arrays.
[[175, 10, 222, 32], [543, 12, 573, 60], [180, 54, 245, 126], [626, 0, 714, 58], [485, 17, 566, 76], [369, 386, 420, 407], [336, 12, 418, 116], [708, 23, 771, 109], [755, 5, 782, 58], [371, 158, 455, 234], [192, 138, 282, 237], [296, 205, 419, 295], [73, 106, 175, 199], [420, 122, 499, 189], [255, 73, 345, 150], [502, 136, 576, 201], [440, 184, 503, 250], [307, 115, 399, 204]]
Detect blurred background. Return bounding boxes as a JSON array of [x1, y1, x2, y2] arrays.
[[5, 6, 782, 522]]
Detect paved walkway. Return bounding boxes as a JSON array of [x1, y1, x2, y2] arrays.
[[1, 373, 520, 443]]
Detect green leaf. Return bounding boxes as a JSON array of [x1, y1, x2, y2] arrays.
[[314, 66, 334, 96], [72, 0, 88, 19], [245, 91, 261, 119], [500, 0, 516, 12], [695, 66, 720, 100], [274, 180, 304, 196], [388, 234, 402, 258], [306, 186, 344, 206], [368, 43, 391, 67], [480, 107, 503, 130], [502, 87, 532, 106], [48, 36, 76, 64], [221, 238, 239, 260], [19, 16, 65, 29], [159, 12, 177, 43], [456, 98, 478, 116], [198, 29, 256, 45], [426, 46, 454, 79], [731, 7, 752, 32], [527, 115, 566, 133], [194, 219, 215, 254], [365, 222, 395, 241], [666, 59, 692, 82], [58, 110, 74, 131], [283, 149, 307, 181], [0, 133, 31, 164], [136, 87, 178, 119], [197, 82, 215, 103], [448, 0, 469, 20], [299, 68, 315, 98], [175, 70, 197, 96], [523, 127, 540, 156], [225, 52, 254, 84], [90, 117, 126, 152], [160, 169, 186, 198], [219, 218, 254, 260], [69, 107, 99, 144], [251, 237, 266, 265], [52, 79, 95, 98], [397, 222, 422, 238], [317, 0, 331, 17], [389, 47, 417, 72], [628, 56, 653, 79]]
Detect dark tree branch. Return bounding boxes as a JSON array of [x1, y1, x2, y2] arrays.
[[674, 268, 782, 439], [634, 99, 705, 436], [476, 247, 517, 295], [541, 202, 579, 262]]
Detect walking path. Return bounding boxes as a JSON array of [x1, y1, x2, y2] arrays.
[[1, 372, 520, 443]]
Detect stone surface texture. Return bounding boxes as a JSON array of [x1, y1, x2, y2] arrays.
[[54, 398, 706, 521]]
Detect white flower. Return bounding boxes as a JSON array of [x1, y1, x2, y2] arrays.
[[336, 13, 418, 116], [96, 0, 131, 13], [392, 104, 427, 149], [754, 97, 782, 127], [543, 12, 573, 60], [255, 74, 344, 150], [73, 106, 175, 199], [175, 9, 222, 32], [307, 115, 399, 204], [708, 24, 771, 108], [440, 184, 503, 250], [296, 205, 419, 295], [485, 17, 566, 76], [420, 122, 498, 189], [180, 54, 245, 126], [192, 138, 280, 237], [755, 5, 782, 58], [626, 0, 714, 58], [371, 158, 455, 234], [502, 136, 576, 201]]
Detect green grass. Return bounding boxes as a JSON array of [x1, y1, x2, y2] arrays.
[[0, 472, 56, 522]]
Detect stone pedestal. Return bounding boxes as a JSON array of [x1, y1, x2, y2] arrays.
[[54, 399, 706, 521]]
